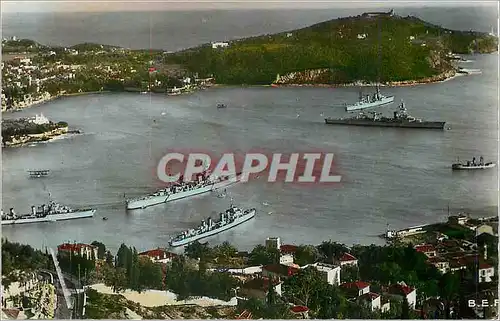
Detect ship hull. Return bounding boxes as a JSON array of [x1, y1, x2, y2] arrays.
[[1, 209, 95, 225], [325, 118, 445, 129], [169, 210, 256, 247], [452, 163, 496, 170], [345, 96, 394, 112], [126, 176, 240, 210]]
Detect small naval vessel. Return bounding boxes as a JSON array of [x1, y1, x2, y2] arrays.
[[126, 170, 241, 210], [345, 86, 394, 112], [452, 156, 496, 170], [217, 103, 227, 109], [326, 101, 446, 129], [169, 204, 256, 247], [1, 201, 95, 225]]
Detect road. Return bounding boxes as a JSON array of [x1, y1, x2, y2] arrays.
[[40, 268, 85, 319]]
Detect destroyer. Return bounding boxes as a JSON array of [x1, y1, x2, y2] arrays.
[[1, 201, 95, 225], [326, 101, 446, 129], [345, 86, 394, 112], [126, 170, 241, 210], [169, 204, 256, 247], [452, 156, 496, 170]]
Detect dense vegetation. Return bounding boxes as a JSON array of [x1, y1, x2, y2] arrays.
[[2, 237, 497, 319], [165, 14, 498, 85]]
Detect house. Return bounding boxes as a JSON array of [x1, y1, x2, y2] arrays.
[[448, 214, 469, 226], [279, 253, 294, 266], [340, 281, 370, 297], [358, 292, 381, 311], [476, 224, 497, 237], [380, 296, 391, 312], [265, 237, 281, 250], [138, 248, 177, 264], [414, 244, 437, 258], [262, 264, 299, 279], [290, 306, 309, 319], [478, 262, 495, 283], [280, 244, 298, 255], [388, 282, 417, 308], [362, 9, 395, 18], [304, 263, 341, 285], [239, 277, 282, 299], [57, 243, 98, 260], [337, 253, 358, 267], [211, 42, 229, 49], [427, 257, 450, 274]]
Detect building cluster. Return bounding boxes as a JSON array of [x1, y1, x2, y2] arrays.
[[1, 56, 79, 111], [53, 226, 497, 319], [414, 214, 497, 282]]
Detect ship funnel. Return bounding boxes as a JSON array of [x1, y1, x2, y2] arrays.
[[32, 206, 36, 215], [42, 204, 46, 212], [9, 208, 15, 215]]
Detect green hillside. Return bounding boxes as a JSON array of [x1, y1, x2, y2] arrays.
[[164, 12, 498, 85]]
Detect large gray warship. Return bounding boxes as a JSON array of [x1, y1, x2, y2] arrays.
[[325, 101, 446, 129]]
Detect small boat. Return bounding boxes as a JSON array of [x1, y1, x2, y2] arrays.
[[452, 156, 496, 170], [217, 103, 227, 109], [28, 170, 50, 178], [102, 217, 108, 221]]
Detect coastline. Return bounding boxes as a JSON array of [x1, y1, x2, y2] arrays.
[[0, 67, 466, 115], [2, 91, 110, 114], [2, 127, 82, 148]]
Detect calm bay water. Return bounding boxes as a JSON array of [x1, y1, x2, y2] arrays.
[[1, 7, 499, 252], [2, 54, 498, 253]]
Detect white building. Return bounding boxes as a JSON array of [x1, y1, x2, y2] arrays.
[[358, 292, 381, 311], [139, 248, 177, 264], [478, 262, 495, 283], [30, 114, 49, 125], [212, 42, 229, 49], [265, 237, 281, 250], [304, 262, 341, 286]]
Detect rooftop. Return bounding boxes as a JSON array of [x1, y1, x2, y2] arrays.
[[340, 253, 358, 262], [341, 281, 370, 290], [58, 242, 97, 252], [262, 264, 300, 276], [138, 248, 177, 259]]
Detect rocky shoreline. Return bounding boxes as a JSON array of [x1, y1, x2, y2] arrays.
[[270, 68, 458, 88]]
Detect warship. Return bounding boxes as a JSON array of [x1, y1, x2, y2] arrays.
[[1, 201, 95, 225], [452, 156, 496, 170], [126, 170, 241, 210], [345, 86, 394, 112], [326, 101, 446, 129], [169, 204, 256, 247]]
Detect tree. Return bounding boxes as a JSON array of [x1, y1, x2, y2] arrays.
[[91, 241, 106, 259], [293, 245, 319, 266], [248, 245, 279, 266], [284, 266, 324, 308], [439, 272, 461, 318], [400, 296, 410, 319], [317, 241, 349, 262], [184, 241, 212, 260]]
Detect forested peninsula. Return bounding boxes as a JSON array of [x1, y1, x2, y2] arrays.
[[165, 10, 498, 86]]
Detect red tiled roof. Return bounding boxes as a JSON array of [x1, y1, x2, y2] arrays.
[[360, 292, 380, 301], [390, 283, 415, 296], [479, 262, 493, 269], [2, 308, 20, 319], [415, 245, 435, 253], [341, 281, 370, 290], [138, 248, 177, 259], [340, 253, 357, 261], [290, 305, 309, 313], [427, 257, 448, 264], [262, 264, 299, 276], [58, 243, 96, 252], [280, 244, 298, 254]]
